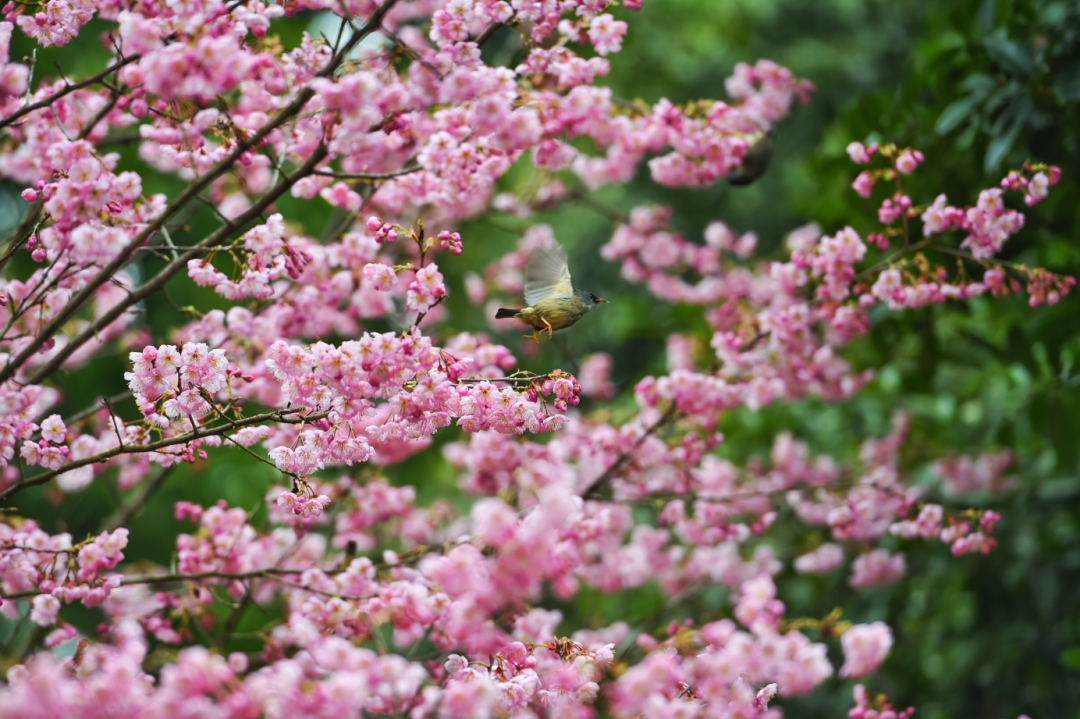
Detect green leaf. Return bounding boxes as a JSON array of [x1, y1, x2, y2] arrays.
[[983, 80, 1020, 117], [984, 94, 1033, 171], [936, 94, 986, 135], [1037, 477, 1080, 500], [1053, 62, 1080, 102], [976, 0, 996, 31], [959, 73, 997, 95], [1062, 646, 1080, 670], [1038, 2, 1069, 26], [983, 28, 1037, 77]]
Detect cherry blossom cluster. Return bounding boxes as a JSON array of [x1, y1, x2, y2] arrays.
[[443, 409, 1002, 612], [0, 0, 1064, 717], [259, 334, 577, 476], [933, 450, 1016, 495], [890, 504, 1001, 557], [188, 214, 314, 300], [0, 521, 128, 625], [277, 481, 333, 520]]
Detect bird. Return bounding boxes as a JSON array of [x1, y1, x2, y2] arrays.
[[727, 128, 774, 186], [495, 243, 607, 343]]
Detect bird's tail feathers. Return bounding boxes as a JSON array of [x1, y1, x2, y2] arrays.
[[495, 308, 521, 319]]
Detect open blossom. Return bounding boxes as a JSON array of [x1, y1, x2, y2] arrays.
[[933, 451, 1015, 495], [794, 543, 844, 574], [588, 14, 628, 56], [320, 182, 362, 211], [1024, 171, 1049, 206], [577, 353, 616, 399], [30, 594, 61, 626], [846, 141, 876, 164], [276, 490, 332, 518], [407, 264, 447, 313], [895, 148, 923, 174], [39, 415, 66, 444], [849, 549, 906, 587], [852, 171, 875, 198], [364, 263, 398, 291], [840, 622, 894, 677]]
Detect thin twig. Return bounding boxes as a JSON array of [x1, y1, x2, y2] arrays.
[[101, 396, 126, 448], [0, 538, 459, 601], [312, 164, 422, 181], [852, 235, 935, 283], [217, 584, 254, 650], [65, 390, 133, 425], [0, 200, 44, 272], [98, 465, 177, 532], [74, 89, 121, 141]]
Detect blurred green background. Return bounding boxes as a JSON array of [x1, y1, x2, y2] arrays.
[[2, 0, 1080, 716]]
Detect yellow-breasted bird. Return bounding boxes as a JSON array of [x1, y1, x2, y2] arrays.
[[495, 243, 607, 343]]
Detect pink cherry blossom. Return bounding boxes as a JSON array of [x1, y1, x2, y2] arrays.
[[0, 3, 1070, 717], [840, 622, 894, 677]]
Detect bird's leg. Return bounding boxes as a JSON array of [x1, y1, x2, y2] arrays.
[[523, 328, 541, 344], [541, 317, 554, 338]]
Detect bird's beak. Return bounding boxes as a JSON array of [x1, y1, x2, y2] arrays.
[[595, 298, 608, 303]]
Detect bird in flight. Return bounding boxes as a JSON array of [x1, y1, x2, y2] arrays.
[[495, 243, 607, 343]]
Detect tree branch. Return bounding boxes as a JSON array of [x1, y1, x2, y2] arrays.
[[0, 55, 141, 131], [98, 464, 176, 532], [0, 407, 330, 503], [580, 405, 680, 500]]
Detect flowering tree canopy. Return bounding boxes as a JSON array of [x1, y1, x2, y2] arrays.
[[0, 1, 1073, 717]]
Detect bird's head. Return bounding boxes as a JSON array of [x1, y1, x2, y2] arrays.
[[575, 289, 608, 311]]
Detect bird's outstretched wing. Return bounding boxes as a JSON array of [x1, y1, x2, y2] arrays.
[[524, 244, 574, 306]]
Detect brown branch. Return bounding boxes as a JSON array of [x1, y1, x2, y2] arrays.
[[64, 390, 133, 425], [0, 199, 44, 272], [0, 55, 141, 131], [852, 235, 935, 283], [74, 89, 121, 142], [0, 567, 313, 600], [98, 464, 176, 532], [571, 193, 629, 224], [928, 244, 1032, 272], [457, 374, 556, 383], [0, 407, 330, 503], [0, 538, 461, 601], [95, 131, 142, 147], [217, 584, 254, 651], [475, 22, 505, 47], [580, 405, 680, 500]]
